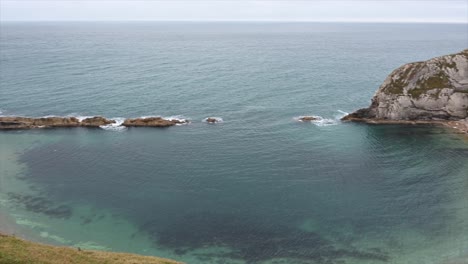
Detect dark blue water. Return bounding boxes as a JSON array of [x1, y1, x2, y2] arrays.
[[1, 22, 468, 264]]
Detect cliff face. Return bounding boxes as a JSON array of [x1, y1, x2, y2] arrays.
[[344, 49, 468, 121]]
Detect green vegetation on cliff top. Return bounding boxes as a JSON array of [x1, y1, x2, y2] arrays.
[[384, 61, 453, 99], [408, 71, 451, 98], [0, 233, 181, 264]]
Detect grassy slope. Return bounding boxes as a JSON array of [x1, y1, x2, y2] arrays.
[[0, 234, 182, 264]]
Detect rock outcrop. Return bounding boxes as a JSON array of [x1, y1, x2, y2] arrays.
[[343, 49, 468, 123], [298, 116, 319, 122], [0, 116, 81, 129], [0, 116, 188, 130], [122, 117, 188, 127], [80, 116, 115, 127], [205, 118, 218, 123], [204, 117, 224, 124]]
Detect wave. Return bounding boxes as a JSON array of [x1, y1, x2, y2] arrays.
[[65, 114, 94, 122], [100, 117, 126, 131], [295, 110, 349, 127], [337, 110, 349, 116], [162, 115, 190, 125]]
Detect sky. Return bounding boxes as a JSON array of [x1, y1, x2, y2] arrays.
[[0, 0, 467, 23]]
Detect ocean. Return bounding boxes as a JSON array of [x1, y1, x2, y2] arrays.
[[1, 22, 467, 264]]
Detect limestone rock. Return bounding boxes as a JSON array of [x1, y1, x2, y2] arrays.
[[0, 116, 190, 129], [80, 116, 115, 127], [0, 116, 80, 129], [122, 117, 188, 127], [343, 49, 468, 121]]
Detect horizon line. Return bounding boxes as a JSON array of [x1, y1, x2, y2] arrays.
[[1, 20, 467, 24]]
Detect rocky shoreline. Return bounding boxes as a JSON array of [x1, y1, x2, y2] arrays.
[[342, 115, 468, 134], [342, 49, 468, 134], [0, 116, 189, 130]]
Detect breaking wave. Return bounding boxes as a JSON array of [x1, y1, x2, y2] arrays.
[[163, 115, 190, 125], [100, 117, 126, 131], [295, 110, 348, 127]]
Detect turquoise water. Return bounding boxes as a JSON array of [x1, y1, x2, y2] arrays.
[[1, 22, 468, 264]]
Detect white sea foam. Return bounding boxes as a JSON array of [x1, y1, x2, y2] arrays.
[[295, 110, 348, 127], [337, 110, 349, 115], [139, 115, 160, 119], [73, 241, 111, 251], [15, 218, 48, 229], [312, 117, 338, 127], [100, 117, 126, 131], [163, 115, 190, 125], [129, 115, 189, 126], [40, 231, 71, 244], [74, 115, 93, 122]]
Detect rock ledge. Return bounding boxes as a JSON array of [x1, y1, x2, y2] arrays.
[[0, 116, 188, 130]]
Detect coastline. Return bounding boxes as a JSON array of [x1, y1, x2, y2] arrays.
[[0, 232, 182, 264], [341, 118, 468, 135], [0, 210, 18, 235]]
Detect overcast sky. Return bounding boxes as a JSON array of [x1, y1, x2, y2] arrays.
[[1, 0, 467, 23]]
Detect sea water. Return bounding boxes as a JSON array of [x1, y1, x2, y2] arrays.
[[1, 22, 468, 264]]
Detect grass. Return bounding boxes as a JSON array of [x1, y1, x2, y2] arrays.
[[384, 64, 452, 99], [0, 233, 182, 264], [409, 71, 451, 98], [384, 53, 459, 98], [384, 62, 423, 95]]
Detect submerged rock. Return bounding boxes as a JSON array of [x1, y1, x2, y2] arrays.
[[299, 116, 319, 122], [206, 118, 218, 123], [343, 49, 468, 122], [0, 116, 190, 129], [122, 117, 188, 127], [205, 117, 223, 124]]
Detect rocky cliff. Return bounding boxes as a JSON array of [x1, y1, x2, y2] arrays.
[[343, 49, 468, 122]]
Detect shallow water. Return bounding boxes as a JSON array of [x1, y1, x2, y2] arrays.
[[1, 22, 468, 264]]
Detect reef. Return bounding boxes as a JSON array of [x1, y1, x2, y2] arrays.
[[141, 211, 390, 264], [0, 116, 188, 130], [298, 116, 319, 122], [122, 117, 187, 127], [7, 193, 72, 219]]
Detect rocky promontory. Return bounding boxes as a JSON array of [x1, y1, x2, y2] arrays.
[[342, 49, 468, 133], [0, 116, 188, 130]]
